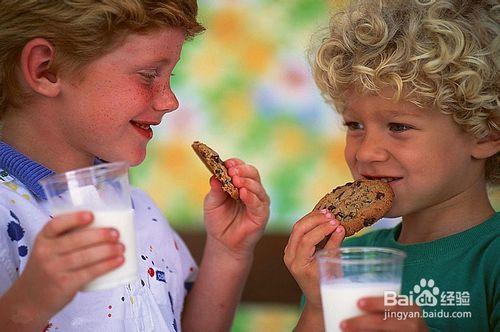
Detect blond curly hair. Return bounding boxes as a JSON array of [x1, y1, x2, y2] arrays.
[[312, 0, 499, 184], [0, 0, 204, 117]]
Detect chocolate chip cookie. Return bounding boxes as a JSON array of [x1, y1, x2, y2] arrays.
[[191, 141, 239, 200], [315, 179, 394, 237]]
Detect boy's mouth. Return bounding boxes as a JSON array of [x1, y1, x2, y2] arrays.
[[130, 120, 154, 139], [363, 175, 402, 183]]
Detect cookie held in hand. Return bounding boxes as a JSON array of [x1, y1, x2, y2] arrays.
[[191, 141, 239, 200], [315, 179, 394, 237]]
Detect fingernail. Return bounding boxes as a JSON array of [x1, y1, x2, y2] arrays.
[[340, 321, 348, 330], [358, 299, 366, 307], [82, 212, 93, 222], [320, 208, 327, 214], [330, 219, 338, 226], [325, 212, 332, 219], [336, 227, 343, 233], [110, 229, 119, 239]]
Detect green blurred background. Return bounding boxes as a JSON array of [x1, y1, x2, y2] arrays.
[[130, 0, 499, 330]]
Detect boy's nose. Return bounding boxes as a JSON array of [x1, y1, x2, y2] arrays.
[[355, 135, 389, 163], [152, 84, 179, 113]]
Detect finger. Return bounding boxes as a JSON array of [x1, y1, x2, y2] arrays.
[[42, 211, 93, 238], [227, 163, 261, 182], [323, 224, 345, 249], [231, 176, 269, 203], [224, 158, 245, 168], [341, 314, 387, 332], [286, 211, 334, 260], [294, 220, 339, 264], [73, 255, 125, 289], [358, 296, 386, 313], [239, 187, 269, 221], [56, 227, 120, 255], [64, 242, 125, 271], [204, 176, 230, 208], [359, 297, 422, 314]]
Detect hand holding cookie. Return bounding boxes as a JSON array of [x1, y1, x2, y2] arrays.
[[284, 179, 394, 309], [192, 141, 270, 257], [284, 209, 345, 310]]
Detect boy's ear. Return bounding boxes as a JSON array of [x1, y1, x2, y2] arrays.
[[20, 38, 60, 98], [471, 131, 500, 159]]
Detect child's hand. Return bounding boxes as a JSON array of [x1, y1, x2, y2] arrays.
[[284, 209, 345, 309], [14, 211, 124, 321], [341, 297, 429, 331], [203, 158, 270, 258]]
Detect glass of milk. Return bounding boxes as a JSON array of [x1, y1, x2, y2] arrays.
[[39, 162, 137, 291], [317, 247, 406, 332]]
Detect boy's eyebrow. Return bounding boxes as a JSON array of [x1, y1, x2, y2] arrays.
[[342, 107, 425, 119], [384, 109, 424, 118], [149, 57, 180, 66]]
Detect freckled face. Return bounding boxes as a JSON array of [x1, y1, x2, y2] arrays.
[[342, 92, 481, 217], [57, 28, 185, 166]]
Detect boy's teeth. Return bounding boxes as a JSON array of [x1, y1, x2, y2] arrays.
[[134, 122, 149, 129], [380, 177, 397, 183]]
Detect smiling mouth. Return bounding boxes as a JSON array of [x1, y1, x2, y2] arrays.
[[363, 175, 402, 183], [130, 121, 153, 139]]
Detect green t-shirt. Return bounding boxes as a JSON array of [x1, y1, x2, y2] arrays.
[[343, 212, 499, 331]]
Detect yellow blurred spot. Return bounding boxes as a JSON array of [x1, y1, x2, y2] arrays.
[[189, 43, 225, 83], [146, 142, 208, 210], [3, 182, 17, 191], [240, 37, 275, 74], [220, 91, 253, 124], [210, 7, 246, 45], [273, 124, 308, 160], [22, 194, 31, 201], [301, 137, 352, 205]]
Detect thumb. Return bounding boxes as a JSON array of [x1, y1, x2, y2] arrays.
[[204, 176, 229, 209]]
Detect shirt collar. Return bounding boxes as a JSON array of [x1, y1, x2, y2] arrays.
[[0, 141, 54, 200]]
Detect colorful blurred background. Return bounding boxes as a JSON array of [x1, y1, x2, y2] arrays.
[[130, 0, 499, 330]]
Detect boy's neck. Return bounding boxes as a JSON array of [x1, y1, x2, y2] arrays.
[[398, 180, 495, 244], [1, 107, 94, 173]]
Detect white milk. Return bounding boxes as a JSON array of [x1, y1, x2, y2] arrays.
[[82, 209, 138, 291], [321, 282, 400, 332]]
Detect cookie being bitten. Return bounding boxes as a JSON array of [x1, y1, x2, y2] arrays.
[[315, 179, 394, 237], [191, 141, 239, 200]]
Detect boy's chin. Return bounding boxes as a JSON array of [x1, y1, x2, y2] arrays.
[[385, 207, 403, 219], [99, 151, 146, 167]]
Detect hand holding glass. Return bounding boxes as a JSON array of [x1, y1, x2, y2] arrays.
[[317, 247, 406, 332], [40, 162, 137, 291]]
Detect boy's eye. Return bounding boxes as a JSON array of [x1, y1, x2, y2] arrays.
[[139, 69, 160, 82], [389, 123, 413, 132], [343, 121, 364, 131]]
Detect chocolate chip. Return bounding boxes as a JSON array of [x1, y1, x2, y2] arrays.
[[355, 181, 362, 187], [363, 218, 377, 227], [336, 211, 345, 219], [346, 182, 353, 186], [327, 205, 336, 211], [376, 192, 385, 200]]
